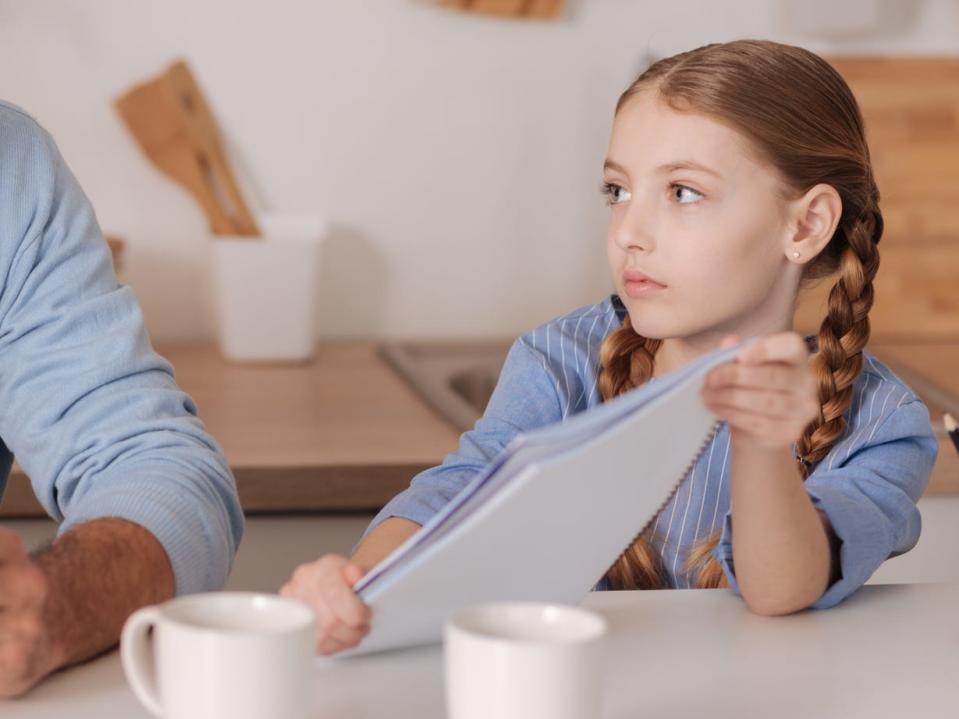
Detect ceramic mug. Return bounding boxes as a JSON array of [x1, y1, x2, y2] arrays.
[[444, 601, 608, 719], [121, 591, 315, 719]]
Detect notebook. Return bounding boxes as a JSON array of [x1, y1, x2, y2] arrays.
[[337, 338, 752, 657]]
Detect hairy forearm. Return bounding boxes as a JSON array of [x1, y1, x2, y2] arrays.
[[729, 441, 836, 615], [33, 517, 175, 669], [350, 517, 421, 571]]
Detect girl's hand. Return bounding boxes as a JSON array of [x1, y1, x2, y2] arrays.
[[280, 554, 372, 656], [701, 332, 820, 452]]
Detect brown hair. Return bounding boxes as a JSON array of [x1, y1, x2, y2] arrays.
[[599, 40, 882, 590]]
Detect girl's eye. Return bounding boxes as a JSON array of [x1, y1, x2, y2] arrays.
[[600, 182, 631, 206], [671, 184, 704, 204]]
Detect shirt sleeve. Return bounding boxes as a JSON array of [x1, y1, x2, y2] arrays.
[[0, 106, 244, 595], [360, 335, 563, 541], [713, 397, 938, 609]]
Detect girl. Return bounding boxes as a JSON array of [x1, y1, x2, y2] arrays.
[[281, 39, 938, 656]]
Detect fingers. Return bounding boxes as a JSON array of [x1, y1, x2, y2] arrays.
[[0, 532, 50, 699], [735, 332, 809, 366], [314, 619, 371, 656], [0, 563, 46, 611], [704, 391, 820, 436], [704, 385, 797, 420], [0, 529, 29, 565], [280, 555, 372, 656], [706, 361, 817, 398], [0, 530, 45, 613], [342, 563, 365, 587], [703, 332, 819, 450]]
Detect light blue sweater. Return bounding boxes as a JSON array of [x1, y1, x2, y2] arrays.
[[368, 295, 939, 608], [0, 101, 243, 594]]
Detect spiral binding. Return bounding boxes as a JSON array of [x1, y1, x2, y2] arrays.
[[604, 419, 723, 573]]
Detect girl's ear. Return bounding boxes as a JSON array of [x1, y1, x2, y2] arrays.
[[784, 183, 842, 264]]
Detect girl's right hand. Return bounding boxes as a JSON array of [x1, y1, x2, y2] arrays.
[[279, 554, 372, 656]]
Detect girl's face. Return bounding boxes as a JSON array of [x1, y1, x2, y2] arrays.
[[603, 89, 800, 344]]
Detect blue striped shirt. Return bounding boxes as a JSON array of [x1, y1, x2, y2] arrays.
[[367, 295, 939, 609]]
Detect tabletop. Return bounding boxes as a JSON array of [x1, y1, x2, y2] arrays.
[[8, 581, 958, 718]]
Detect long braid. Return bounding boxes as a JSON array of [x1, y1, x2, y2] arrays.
[[795, 203, 882, 475]]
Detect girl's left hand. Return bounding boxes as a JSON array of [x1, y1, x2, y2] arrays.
[[701, 332, 820, 452]]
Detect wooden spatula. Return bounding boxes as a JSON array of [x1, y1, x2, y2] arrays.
[[437, 0, 564, 19], [114, 60, 260, 236]]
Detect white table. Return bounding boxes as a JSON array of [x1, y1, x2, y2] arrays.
[[8, 582, 959, 718]]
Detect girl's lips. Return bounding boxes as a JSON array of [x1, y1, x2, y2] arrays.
[[622, 269, 666, 298]]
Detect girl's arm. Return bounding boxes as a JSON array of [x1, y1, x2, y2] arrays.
[[350, 517, 421, 571], [702, 333, 835, 614], [726, 444, 836, 615], [702, 333, 935, 614]]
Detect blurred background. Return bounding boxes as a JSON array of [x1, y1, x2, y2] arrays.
[[1, 0, 957, 590], [1, 0, 956, 342]]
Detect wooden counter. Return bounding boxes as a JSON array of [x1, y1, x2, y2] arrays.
[[0, 343, 461, 518], [1, 341, 956, 519]]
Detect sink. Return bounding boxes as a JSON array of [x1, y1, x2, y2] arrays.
[[378, 340, 512, 432]]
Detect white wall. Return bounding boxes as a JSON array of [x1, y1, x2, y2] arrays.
[[1, 0, 957, 342]]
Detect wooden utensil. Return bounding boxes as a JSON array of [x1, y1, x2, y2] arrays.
[[437, 0, 564, 19], [114, 60, 259, 236]]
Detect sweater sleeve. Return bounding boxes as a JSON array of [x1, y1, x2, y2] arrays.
[[0, 103, 244, 595]]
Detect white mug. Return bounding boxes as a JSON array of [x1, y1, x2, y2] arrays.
[[444, 602, 608, 719], [121, 592, 315, 719]]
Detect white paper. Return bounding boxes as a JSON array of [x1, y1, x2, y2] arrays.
[[337, 339, 751, 658]]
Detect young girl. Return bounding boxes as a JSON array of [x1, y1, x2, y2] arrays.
[[281, 39, 938, 656]]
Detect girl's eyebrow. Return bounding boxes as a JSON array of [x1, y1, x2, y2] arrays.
[[657, 160, 723, 178], [603, 159, 629, 175], [602, 158, 723, 179]]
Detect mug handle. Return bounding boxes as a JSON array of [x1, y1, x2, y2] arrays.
[[120, 606, 164, 717]]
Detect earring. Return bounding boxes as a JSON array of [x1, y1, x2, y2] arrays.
[[792, 250, 801, 259]]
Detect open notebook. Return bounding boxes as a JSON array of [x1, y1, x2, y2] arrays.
[[337, 339, 752, 658]]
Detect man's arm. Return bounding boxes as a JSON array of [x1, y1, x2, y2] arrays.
[[0, 104, 243, 591], [0, 519, 174, 698], [0, 103, 243, 694]]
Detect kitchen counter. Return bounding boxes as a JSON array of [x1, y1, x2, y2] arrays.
[[1, 340, 956, 518]]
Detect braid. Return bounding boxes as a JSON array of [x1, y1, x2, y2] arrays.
[[597, 315, 661, 400], [795, 203, 882, 476]]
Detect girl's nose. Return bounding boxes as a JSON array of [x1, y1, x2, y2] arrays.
[[612, 203, 655, 253]]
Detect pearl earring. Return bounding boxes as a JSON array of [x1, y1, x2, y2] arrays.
[[792, 250, 801, 259]]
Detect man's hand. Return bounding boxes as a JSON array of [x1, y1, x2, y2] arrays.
[[0, 528, 60, 698], [0, 519, 175, 699]]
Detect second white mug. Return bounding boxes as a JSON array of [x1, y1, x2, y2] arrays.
[[445, 601, 608, 719]]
